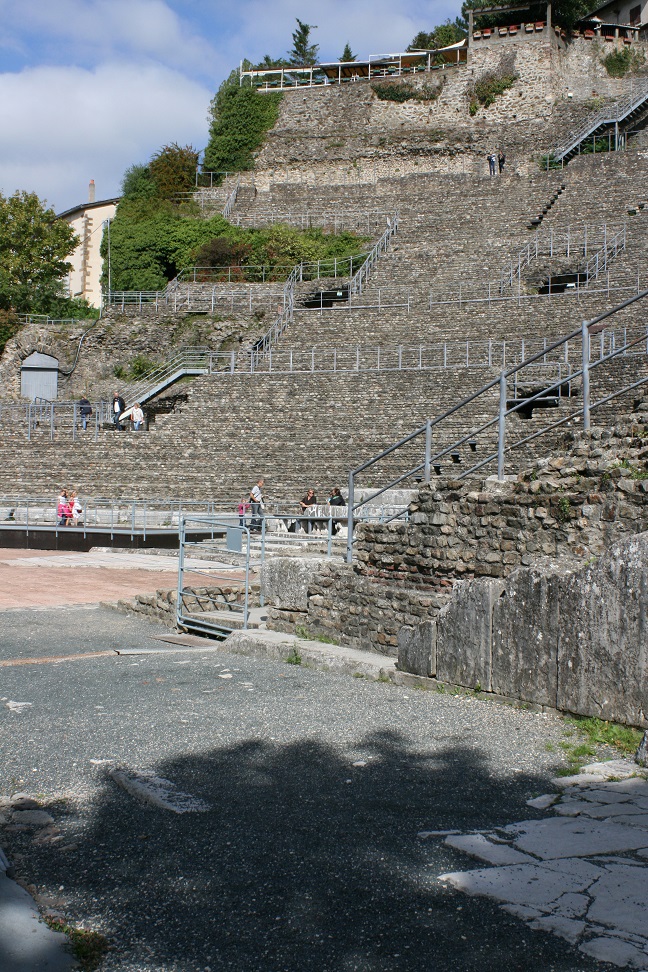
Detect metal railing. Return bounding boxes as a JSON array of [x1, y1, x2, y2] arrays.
[[174, 255, 367, 284], [350, 216, 399, 296], [498, 223, 626, 294], [248, 214, 398, 365], [550, 77, 648, 162], [345, 290, 648, 562], [222, 176, 241, 218], [226, 211, 390, 234]]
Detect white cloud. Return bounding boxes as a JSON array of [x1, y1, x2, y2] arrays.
[[0, 0, 222, 80], [0, 62, 212, 211]]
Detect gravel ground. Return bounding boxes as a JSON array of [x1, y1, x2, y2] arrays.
[[0, 607, 615, 972]]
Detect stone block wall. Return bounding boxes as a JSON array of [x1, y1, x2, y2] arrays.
[[400, 532, 648, 727]]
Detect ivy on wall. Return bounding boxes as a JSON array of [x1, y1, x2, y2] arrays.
[[203, 69, 283, 177]]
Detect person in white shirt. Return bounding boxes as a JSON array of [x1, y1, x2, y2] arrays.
[[249, 478, 264, 532], [131, 403, 144, 431]]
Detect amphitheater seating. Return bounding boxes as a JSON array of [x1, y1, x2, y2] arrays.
[[1, 152, 647, 504]]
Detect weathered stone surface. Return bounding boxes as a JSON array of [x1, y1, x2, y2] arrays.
[[556, 534, 648, 727], [636, 731, 648, 768], [397, 620, 436, 678], [436, 578, 504, 691], [491, 564, 567, 706], [11, 810, 54, 827], [260, 557, 328, 611]]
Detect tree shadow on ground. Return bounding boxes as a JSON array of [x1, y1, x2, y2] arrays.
[[31, 731, 610, 972]]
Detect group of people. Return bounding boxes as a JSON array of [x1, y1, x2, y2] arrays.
[[112, 392, 144, 432], [57, 489, 83, 527], [488, 150, 506, 176], [238, 480, 346, 533], [75, 394, 144, 432]]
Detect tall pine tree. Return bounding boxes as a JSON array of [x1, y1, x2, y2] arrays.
[[288, 19, 319, 65]]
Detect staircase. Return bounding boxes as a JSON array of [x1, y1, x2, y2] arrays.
[[550, 78, 648, 164]]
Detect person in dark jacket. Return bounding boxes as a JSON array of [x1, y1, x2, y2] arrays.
[[79, 397, 92, 431], [112, 391, 126, 430]]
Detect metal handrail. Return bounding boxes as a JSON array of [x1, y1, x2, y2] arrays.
[[222, 176, 241, 218], [551, 77, 648, 160], [345, 289, 648, 562], [350, 216, 398, 296]]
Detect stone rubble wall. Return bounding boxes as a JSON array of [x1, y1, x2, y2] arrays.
[[276, 413, 648, 661]]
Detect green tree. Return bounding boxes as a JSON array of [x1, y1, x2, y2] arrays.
[[203, 68, 282, 177], [121, 163, 158, 200], [288, 18, 319, 65], [408, 19, 467, 50], [149, 143, 199, 198], [340, 43, 356, 62], [0, 191, 78, 314], [255, 54, 291, 69]]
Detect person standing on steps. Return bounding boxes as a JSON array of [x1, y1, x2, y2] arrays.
[[488, 152, 496, 176], [131, 402, 144, 431], [112, 391, 126, 431], [249, 478, 265, 533], [79, 396, 92, 431], [498, 150, 506, 174]]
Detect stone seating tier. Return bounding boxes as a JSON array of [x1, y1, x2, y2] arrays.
[[0, 353, 641, 503]]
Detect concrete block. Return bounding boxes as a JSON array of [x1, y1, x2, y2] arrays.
[[436, 578, 504, 691], [492, 565, 565, 706], [260, 557, 327, 611], [397, 620, 436, 677], [556, 534, 648, 726]]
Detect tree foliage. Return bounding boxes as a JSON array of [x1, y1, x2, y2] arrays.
[[203, 68, 282, 177], [408, 20, 467, 50], [288, 18, 319, 65], [149, 143, 199, 197], [121, 163, 157, 200], [340, 43, 356, 62], [102, 190, 369, 292], [0, 190, 78, 314]]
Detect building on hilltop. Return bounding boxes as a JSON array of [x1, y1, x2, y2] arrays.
[[582, 0, 647, 28], [57, 181, 119, 310]]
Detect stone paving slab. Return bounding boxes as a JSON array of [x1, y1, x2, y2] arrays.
[[439, 758, 648, 969]]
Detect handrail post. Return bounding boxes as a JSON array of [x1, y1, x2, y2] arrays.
[[346, 471, 355, 564], [424, 420, 432, 483], [497, 371, 507, 481], [582, 319, 591, 431]]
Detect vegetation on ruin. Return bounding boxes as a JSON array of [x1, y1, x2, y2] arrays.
[[371, 80, 442, 102], [103, 180, 370, 292], [408, 20, 467, 51], [603, 46, 646, 77], [203, 68, 283, 178], [469, 73, 518, 114]]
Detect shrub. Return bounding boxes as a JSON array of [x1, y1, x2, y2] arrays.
[[604, 47, 645, 77], [371, 81, 440, 103], [470, 73, 518, 112]]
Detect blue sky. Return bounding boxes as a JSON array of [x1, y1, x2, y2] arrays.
[[0, 0, 458, 211]]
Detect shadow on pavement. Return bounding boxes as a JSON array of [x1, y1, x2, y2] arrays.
[[31, 732, 609, 972]]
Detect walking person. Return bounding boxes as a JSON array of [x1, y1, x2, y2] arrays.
[[488, 152, 496, 176], [498, 150, 506, 173], [249, 478, 265, 533], [112, 391, 126, 431], [79, 396, 92, 431], [131, 402, 144, 431]]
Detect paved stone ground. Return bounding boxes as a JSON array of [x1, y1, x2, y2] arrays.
[[0, 548, 235, 610], [0, 605, 624, 972], [441, 761, 648, 969]]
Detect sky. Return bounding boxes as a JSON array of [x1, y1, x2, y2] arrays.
[[0, 0, 460, 213]]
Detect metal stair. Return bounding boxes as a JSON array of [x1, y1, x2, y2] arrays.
[[551, 78, 648, 164]]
